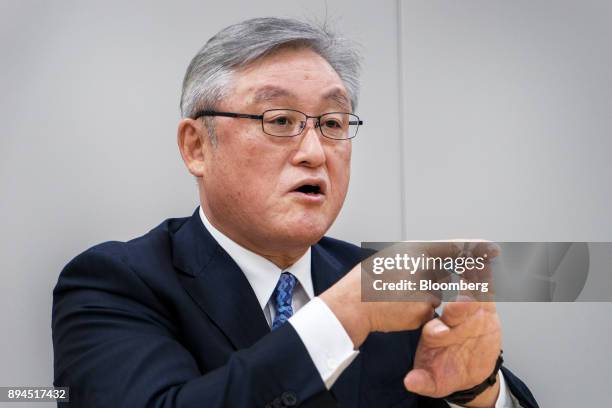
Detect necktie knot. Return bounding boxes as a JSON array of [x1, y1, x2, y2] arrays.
[[271, 272, 297, 330]]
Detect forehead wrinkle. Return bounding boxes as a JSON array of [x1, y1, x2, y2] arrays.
[[322, 88, 351, 111], [251, 85, 297, 105], [247, 85, 351, 112]]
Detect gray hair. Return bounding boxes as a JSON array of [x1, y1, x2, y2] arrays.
[[180, 17, 362, 127]]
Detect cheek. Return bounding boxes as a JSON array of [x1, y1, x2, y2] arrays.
[[219, 136, 287, 200], [327, 144, 352, 199]]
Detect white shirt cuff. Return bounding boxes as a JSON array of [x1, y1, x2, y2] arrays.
[[446, 370, 521, 408], [289, 297, 359, 389]]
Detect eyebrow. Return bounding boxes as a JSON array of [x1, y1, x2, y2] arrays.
[[322, 88, 351, 111], [251, 85, 352, 111], [252, 86, 296, 104]]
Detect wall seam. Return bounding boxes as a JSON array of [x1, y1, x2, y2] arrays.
[[396, 0, 408, 239]]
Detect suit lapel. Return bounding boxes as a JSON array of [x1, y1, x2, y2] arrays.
[[171, 211, 363, 404], [171, 209, 270, 350], [311, 244, 346, 296]]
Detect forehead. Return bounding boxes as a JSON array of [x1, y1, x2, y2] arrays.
[[229, 47, 351, 110]]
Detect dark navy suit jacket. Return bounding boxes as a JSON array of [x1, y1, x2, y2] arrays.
[[52, 209, 539, 407]]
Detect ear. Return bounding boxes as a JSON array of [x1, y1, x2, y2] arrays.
[[177, 118, 209, 177]]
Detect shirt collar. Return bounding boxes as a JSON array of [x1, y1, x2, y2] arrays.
[[198, 206, 314, 310]]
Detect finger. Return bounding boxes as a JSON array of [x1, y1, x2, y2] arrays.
[[420, 317, 453, 346], [423, 241, 463, 259], [458, 254, 497, 302], [440, 301, 480, 328], [404, 368, 437, 396], [471, 241, 501, 260], [452, 296, 497, 315], [442, 305, 501, 342], [482, 300, 497, 313]]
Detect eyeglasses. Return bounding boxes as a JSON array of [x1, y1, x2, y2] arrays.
[[192, 109, 363, 140]]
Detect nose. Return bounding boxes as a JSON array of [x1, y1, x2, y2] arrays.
[[298, 117, 322, 132], [292, 118, 326, 168]]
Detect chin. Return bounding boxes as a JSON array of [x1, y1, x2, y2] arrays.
[[281, 218, 331, 245], [294, 228, 326, 244]]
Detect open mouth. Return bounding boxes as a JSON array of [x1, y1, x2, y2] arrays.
[[294, 184, 323, 195]]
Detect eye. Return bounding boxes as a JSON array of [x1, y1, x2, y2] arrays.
[[275, 117, 288, 125], [322, 119, 342, 129], [266, 115, 294, 126]]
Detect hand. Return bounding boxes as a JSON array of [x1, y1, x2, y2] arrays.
[[404, 300, 502, 407], [320, 242, 464, 348]]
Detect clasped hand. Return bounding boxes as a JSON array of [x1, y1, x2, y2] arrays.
[[320, 241, 502, 407]]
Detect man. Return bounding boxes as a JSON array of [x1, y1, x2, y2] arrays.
[[52, 17, 538, 407]]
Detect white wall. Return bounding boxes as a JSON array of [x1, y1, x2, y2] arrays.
[[0, 1, 402, 405], [398, 1, 612, 406], [1, 1, 610, 406]]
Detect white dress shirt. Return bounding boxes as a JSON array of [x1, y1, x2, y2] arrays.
[[198, 207, 519, 406]]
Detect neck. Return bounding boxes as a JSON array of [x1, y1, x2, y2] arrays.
[[201, 206, 308, 270], [260, 252, 304, 270]]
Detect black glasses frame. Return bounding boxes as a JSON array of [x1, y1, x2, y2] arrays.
[[192, 109, 363, 140]]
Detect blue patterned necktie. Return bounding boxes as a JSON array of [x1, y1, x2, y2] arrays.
[[271, 272, 297, 330]]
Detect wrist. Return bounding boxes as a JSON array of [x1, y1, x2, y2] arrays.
[[320, 283, 371, 348], [461, 375, 500, 408], [445, 351, 504, 407]]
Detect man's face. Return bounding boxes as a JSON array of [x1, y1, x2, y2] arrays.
[[199, 46, 352, 256]]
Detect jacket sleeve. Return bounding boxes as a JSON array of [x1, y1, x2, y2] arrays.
[[52, 248, 335, 408], [499, 366, 539, 408]]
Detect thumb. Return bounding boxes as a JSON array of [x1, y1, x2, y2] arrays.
[[404, 368, 437, 396]]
